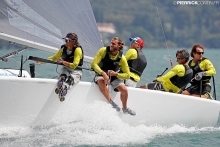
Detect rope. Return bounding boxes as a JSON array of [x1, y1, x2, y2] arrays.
[[154, 0, 173, 68]]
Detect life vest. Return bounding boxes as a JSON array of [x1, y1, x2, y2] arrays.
[[98, 46, 122, 81], [188, 57, 211, 84], [170, 65, 193, 88], [127, 49, 147, 76], [61, 45, 84, 67]]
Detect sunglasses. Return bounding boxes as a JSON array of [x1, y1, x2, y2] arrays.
[[176, 58, 183, 60], [196, 52, 204, 55], [65, 39, 74, 43]]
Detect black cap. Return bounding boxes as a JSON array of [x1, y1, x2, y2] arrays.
[[62, 33, 78, 41]]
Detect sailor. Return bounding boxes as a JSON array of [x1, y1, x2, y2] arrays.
[[140, 49, 193, 94], [91, 37, 136, 115], [124, 37, 147, 87], [37, 32, 83, 101], [182, 44, 216, 99]]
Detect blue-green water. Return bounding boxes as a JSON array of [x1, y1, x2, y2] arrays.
[[1, 48, 220, 146]]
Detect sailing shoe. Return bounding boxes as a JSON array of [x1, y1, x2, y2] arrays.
[[60, 86, 67, 97], [60, 97, 65, 102], [57, 81, 63, 89], [204, 92, 213, 100], [110, 101, 121, 111], [122, 108, 136, 116], [55, 81, 63, 94]]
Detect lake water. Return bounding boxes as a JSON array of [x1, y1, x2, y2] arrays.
[[0, 48, 220, 146]]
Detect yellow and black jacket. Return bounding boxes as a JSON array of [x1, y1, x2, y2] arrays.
[[189, 57, 216, 85], [157, 64, 193, 93], [125, 48, 147, 82], [91, 46, 130, 80], [48, 44, 83, 69]]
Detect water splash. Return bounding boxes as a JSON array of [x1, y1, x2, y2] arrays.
[[1, 101, 220, 146]]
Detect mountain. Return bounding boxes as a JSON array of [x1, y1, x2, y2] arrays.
[[90, 0, 220, 49]]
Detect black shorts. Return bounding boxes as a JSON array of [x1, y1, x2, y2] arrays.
[[186, 83, 211, 95]]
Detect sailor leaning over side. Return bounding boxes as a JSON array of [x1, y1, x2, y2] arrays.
[[182, 44, 216, 99], [140, 49, 193, 94], [91, 37, 136, 115], [36, 32, 84, 101]]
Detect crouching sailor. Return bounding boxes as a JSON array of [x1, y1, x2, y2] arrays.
[[124, 37, 147, 88], [140, 49, 193, 94], [49, 32, 84, 101], [182, 44, 216, 99]]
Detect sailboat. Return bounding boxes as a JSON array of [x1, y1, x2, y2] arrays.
[[0, 0, 220, 128]]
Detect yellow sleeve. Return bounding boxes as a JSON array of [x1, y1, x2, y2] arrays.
[[157, 65, 185, 82], [47, 48, 62, 61], [125, 48, 140, 81], [91, 47, 106, 74], [69, 47, 83, 69], [201, 59, 216, 76], [118, 55, 130, 79], [125, 49, 137, 60]]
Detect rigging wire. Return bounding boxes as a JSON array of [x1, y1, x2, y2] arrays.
[[0, 46, 27, 62], [154, 0, 174, 68]]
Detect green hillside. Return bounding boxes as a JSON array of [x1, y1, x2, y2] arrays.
[[90, 0, 220, 48]]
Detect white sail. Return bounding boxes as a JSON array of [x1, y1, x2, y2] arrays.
[[0, 0, 220, 128], [0, 0, 103, 62]]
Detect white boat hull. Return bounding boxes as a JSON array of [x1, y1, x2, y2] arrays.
[[0, 77, 220, 127]]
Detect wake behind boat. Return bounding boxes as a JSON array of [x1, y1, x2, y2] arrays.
[[0, 0, 220, 128]]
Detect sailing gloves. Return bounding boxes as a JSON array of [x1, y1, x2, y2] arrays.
[[195, 71, 206, 81]]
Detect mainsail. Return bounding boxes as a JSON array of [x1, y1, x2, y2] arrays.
[[0, 0, 103, 61]]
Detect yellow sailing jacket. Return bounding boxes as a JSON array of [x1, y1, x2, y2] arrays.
[[91, 47, 130, 80], [157, 64, 187, 93], [125, 48, 140, 82], [48, 46, 83, 69]]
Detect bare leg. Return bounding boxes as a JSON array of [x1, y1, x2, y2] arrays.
[[97, 78, 111, 102], [181, 90, 190, 95], [116, 85, 128, 109], [191, 94, 207, 99], [117, 84, 136, 115], [182, 90, 207, 99]]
